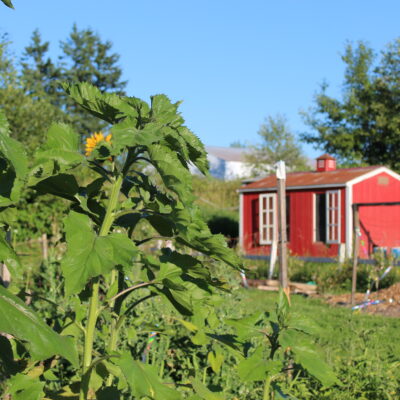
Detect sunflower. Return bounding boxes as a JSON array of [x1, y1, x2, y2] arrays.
[[85, 132, 112, 157]]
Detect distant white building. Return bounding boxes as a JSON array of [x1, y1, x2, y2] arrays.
[[191, 146, 252, 180]]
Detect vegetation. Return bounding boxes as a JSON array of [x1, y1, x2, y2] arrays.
[[245, 256, 400, 294], [245, 114, 309, 176], [302, 38, 400, 171], [0, 82, 336, 399], [1, 3, 398, 399], [245, 290, 400, 400], [0, 26, 126, 155], [192, 176, 240, 241]]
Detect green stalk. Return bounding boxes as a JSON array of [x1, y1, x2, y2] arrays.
[[263, 376, 272, 400], [80, 174, 123, 400]]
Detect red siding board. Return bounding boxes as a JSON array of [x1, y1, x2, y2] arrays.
[[353, 172, 400, 257], [242, 187, 346, 258]]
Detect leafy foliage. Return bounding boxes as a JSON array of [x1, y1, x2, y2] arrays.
[[0, 285, 78, 365], [302, 39, 400, 170], [0, 82, 337, 399], [246, 114, 309, 176]]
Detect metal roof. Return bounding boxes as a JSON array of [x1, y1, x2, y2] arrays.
[[205, 146, 249, 162], [239, 166, 382, 192]]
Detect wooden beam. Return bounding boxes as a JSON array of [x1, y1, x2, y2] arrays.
[[276, 162, 288, 290], [353, 201, 400, 207], [351, 205, 360, 306]]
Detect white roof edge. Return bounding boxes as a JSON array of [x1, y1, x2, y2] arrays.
[[239, 183, 346, 193], [346, 166, 400, 186]]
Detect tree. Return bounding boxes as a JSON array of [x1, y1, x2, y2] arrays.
[[245, 114, 309, 176], [21, 30, 63, 103], [0, 38, 64, 153], [59, 24, 127, 135], [301, 39, 400, 171]]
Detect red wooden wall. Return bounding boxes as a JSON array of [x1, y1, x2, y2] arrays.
[[353, 172, 400, 257], [242, 187, 346, 258]]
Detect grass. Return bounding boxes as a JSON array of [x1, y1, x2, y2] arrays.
[[239, 288, 400, 399], [244, 257, 400, 294]]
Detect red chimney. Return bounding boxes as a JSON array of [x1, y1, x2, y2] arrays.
[[316, 154, 336, 172]]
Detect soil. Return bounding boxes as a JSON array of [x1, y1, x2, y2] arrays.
[[324, 282, 400, 317], [247, 278, 400, 317]]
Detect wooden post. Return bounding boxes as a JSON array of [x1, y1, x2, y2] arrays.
[[351, 205, 360, 306], [276, 161, 288, 290], [41, 233, 48, 262], [0, 230, 12, 287]]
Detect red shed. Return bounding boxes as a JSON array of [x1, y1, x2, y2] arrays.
[[239, 155, 400, 260]]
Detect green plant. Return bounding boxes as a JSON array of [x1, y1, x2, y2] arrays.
[[0, 82, 337, 399]]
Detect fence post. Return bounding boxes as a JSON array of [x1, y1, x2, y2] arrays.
[[0, 230, 12, 287], [276, 161, 289, 292], [351, 204, 360, 306], [41, 233, 48, 262]]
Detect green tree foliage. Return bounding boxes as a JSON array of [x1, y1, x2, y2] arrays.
[[0, 38, 64, 154], [0, 25, 127, 153], [246, 114, 309, 176], [301, 39, 400, 170], [21, 30, 63, 103], [60, 24, 127, 135]]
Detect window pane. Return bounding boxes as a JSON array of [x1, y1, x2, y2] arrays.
[[316, 193, 326, 242], [268, 211, 273, 225]]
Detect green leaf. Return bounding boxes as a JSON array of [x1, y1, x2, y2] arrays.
[[147, 144, 194, 204], [34, 173, 80, 201], [225, 312, 264, 341], [61, 212, 138, 295], [293, 347, 338, 387], [0, 109, 28, 205], [206, 333, 243, 358], [30, 123, 83, 184], [115, 352, 182, 400], [62, 82, 140, 123], [277, 289, 290, 326], [150, 94, 183, 125], [192, 329, 210, 345], [96, 386, 121, 400], [1, 0, 14, 9], [175, 126, 209, 175], [6, 374, 44, 400], [288, 313, 321, 335], [207, 350, 224, 374], [111, 118, 164, 152], [177, 318, 198, 332], [0, 233, 21, 278], [0, 285, 78, 366], [237, 347, 282, 382], [190, 378, 225, 400], [0, 335, 19, 375]]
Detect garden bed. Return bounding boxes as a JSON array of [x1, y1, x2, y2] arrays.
[[325, 282, 400, 317]]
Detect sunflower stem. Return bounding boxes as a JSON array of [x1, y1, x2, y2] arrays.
[[80, 173, 123, 400]]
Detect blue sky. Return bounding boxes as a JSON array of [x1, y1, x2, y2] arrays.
[[1, 0, 399, 159]]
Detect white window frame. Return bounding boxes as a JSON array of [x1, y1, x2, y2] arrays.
[[259, 193, 276, 245], [312, 193, 316, 242], [326, 190, 341, 244]]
